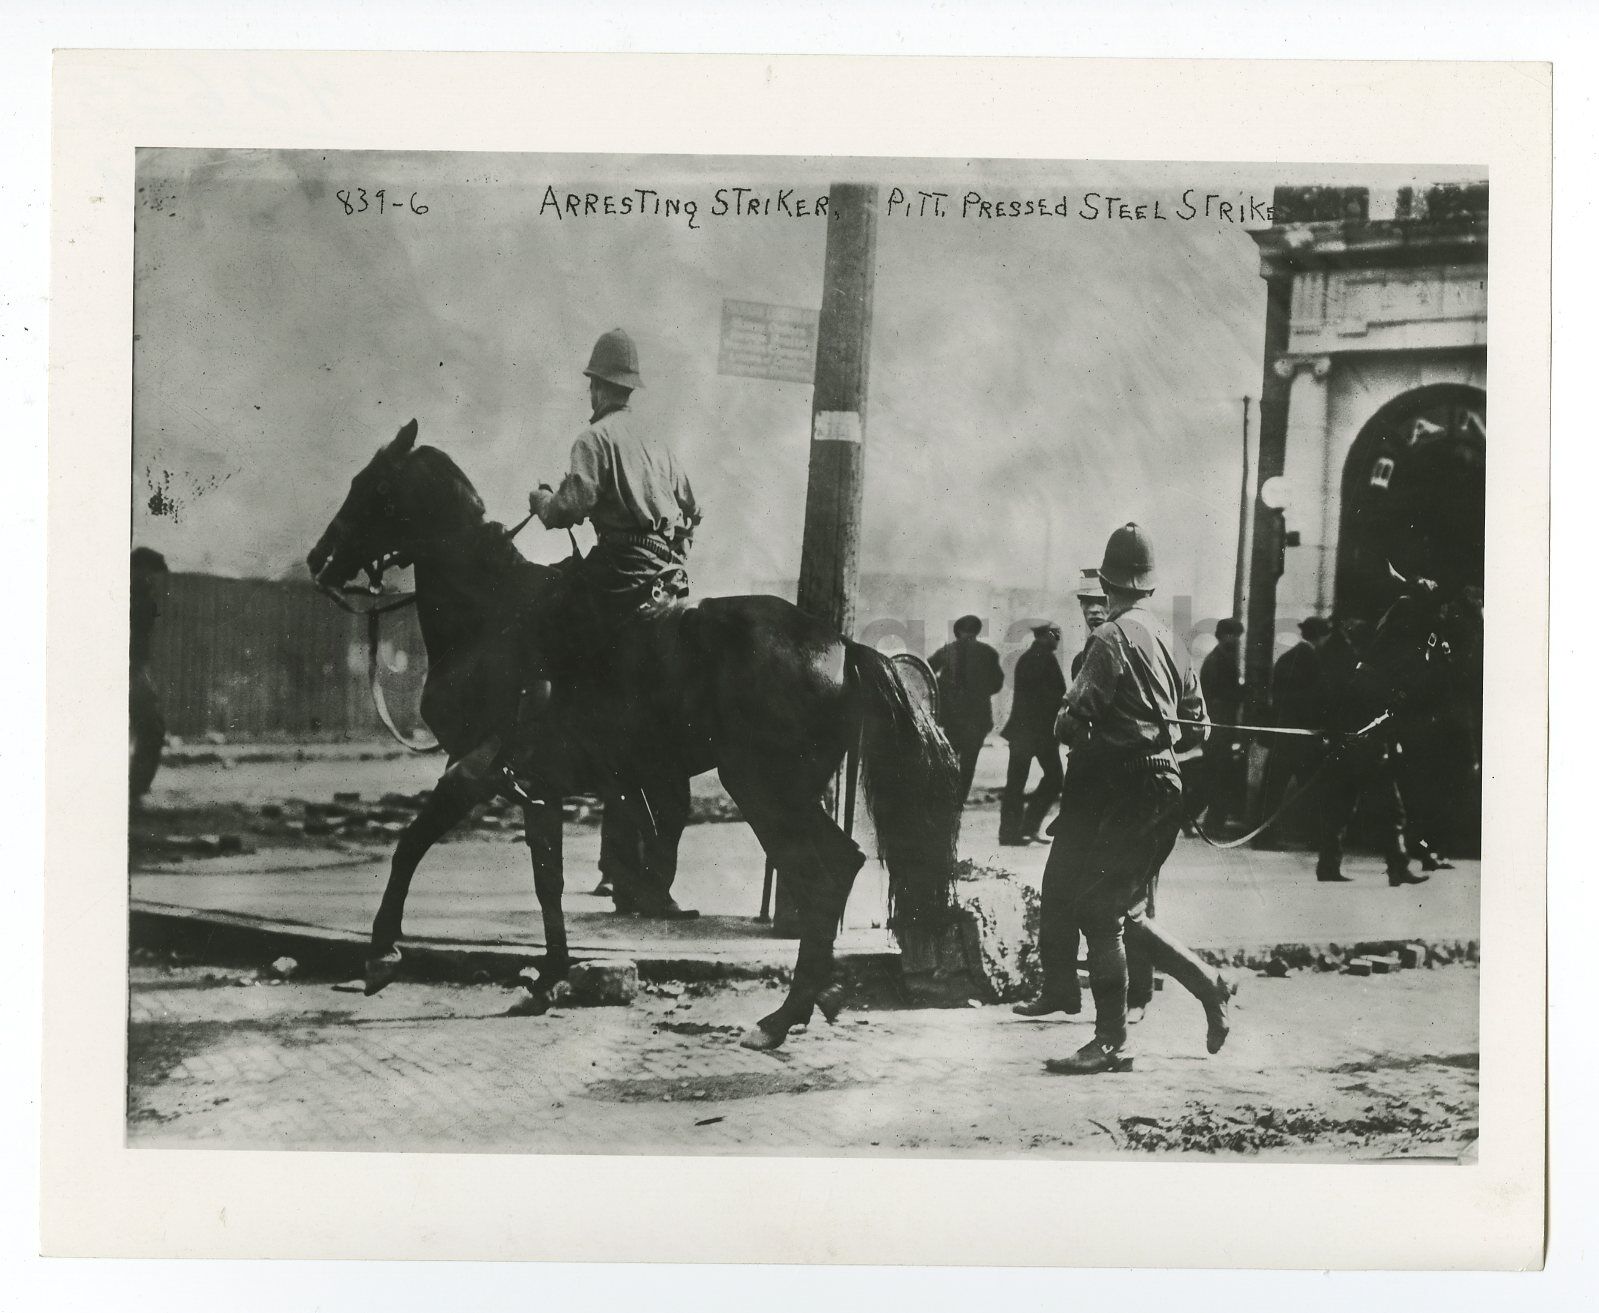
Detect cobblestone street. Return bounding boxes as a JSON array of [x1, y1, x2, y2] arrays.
[[129, 961, 1478, 1159]]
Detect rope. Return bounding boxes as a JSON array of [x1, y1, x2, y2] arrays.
[[1186, 755, 1335, 850], [1164, 715, 1320, 739], [1180, 709, 1394, 850]]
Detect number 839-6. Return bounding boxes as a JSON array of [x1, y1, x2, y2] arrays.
[[335, 189, 429, 216]]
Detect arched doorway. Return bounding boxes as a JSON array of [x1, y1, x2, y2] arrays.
[[1337, 382, 1485, 855], [1336, 383, 1486, 622]]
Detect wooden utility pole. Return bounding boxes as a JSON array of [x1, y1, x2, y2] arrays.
[[776, 182, 879, 935], [1244, 273, 1294, 726], [797, 183, 879, 635], [1232, 395, 1256, 684]]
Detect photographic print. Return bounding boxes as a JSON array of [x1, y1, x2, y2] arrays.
[[125, 147, 1489, 1161]]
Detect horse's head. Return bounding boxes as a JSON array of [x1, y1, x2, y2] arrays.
[[306, 419, 487, 592]]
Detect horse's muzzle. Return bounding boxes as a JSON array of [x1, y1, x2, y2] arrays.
[[307, 520, 355, 589]]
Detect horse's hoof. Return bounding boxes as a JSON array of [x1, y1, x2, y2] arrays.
[[738, 1023, 787, 1051], [507, 979, 569, 1017], [363, 952, 402, 996]]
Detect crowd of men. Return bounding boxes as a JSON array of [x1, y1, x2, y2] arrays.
[[932, 564, 1459, 886]]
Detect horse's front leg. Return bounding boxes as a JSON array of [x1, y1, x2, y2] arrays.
[[510, 796, 570, 1016], [367, 753, 487, 994]]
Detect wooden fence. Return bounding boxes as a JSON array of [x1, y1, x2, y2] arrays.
[[147, 573, 429, 741]]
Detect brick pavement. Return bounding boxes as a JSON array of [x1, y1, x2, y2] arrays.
[[129, 964, 1479, 1159]]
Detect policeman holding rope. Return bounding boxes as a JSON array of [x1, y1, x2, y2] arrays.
[[1035, 523, 1234, 1075]]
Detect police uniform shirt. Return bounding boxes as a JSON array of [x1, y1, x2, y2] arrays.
[[1063, 604, 1206, 768], [539, 404, 701, 539]]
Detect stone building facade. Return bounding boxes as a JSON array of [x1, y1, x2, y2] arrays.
[[1245, 182, 1487, 711]]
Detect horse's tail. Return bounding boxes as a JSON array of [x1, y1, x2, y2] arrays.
[[844, 642, 962, 934]]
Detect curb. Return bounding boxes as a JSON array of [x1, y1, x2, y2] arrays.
[[132, 901, 1478, 1001], [129, 902, 902, 989]]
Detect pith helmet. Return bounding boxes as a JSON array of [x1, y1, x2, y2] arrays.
[[583, 328, 643, 390], [1098, 522, 1157, 592]]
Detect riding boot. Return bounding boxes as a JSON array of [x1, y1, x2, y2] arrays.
[[1385, 838, 1428, 886], [1043, 1036, 1134, 1075], [1125, 915, 1233, 1053], [1083, 923, 1131, 1051]]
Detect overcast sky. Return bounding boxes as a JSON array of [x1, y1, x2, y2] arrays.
[[132, 150, 1446, 621]]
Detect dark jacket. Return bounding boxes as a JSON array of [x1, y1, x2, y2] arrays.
[[1200, 645, 1243, 727], [1270, 640, 1321, 729], [929, 638, 1005, 744], [1001, 643, 1066, 750], [1313, 630, 1363, 730]]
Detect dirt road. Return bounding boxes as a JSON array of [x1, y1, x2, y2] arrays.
[[129, 960, 1478, 1160]]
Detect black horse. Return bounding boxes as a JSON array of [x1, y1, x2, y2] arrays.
[[307, 420, 962, 1050]]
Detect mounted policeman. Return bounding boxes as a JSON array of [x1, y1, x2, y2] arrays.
[[527, 328, 702, 612], [520, 328, 705, 918]]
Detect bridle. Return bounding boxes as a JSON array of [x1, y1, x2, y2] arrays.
[[312, 508, 542, 753]]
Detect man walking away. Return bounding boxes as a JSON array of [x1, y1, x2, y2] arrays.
[[998, 622, 1066, 844], [930, 614, 1005, 804], [1035, 523, 1233, 1076]]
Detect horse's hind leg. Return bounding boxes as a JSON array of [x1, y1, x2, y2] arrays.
[[719, 755, 865, 1050], [366, 746, 491, 994]]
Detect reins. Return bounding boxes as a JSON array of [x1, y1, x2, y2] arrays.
[[313, 510, 545, 754]]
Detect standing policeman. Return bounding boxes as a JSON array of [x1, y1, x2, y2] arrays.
[[1039, 523, 1234, 1075]]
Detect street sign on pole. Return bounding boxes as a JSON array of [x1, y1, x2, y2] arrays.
[[718, 300, 819, 384]]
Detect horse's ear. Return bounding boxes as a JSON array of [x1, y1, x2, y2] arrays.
[[1386, 561, 1411, 587], [388, 419, 419, 457]]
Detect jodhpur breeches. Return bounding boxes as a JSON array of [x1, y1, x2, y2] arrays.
[[1040, 758, 1216, 1047]]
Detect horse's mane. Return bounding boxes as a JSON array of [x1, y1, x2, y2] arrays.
[[407, 445, 488, 524], [400, 444, 556, 618]]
